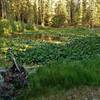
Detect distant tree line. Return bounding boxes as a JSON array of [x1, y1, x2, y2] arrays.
[[0, 0, 100, 28]]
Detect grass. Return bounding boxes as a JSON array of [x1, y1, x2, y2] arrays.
[[17, 56, 100, 100]]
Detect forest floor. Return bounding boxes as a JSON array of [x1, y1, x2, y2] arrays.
[[33, 86, 100, 100]]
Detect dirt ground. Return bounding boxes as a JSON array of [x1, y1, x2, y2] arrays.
[[35, 86, 100, 100]]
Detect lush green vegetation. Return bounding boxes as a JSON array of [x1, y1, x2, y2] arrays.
[[0, 28, 100, 66], [0, 0, 100, 99], [0, 28, 100, 99], [17, 56, 100, 100], [13, 35, 100, 65]]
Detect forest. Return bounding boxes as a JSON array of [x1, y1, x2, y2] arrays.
[[0, 0, 100, 31], [0, 0, 100, 100]]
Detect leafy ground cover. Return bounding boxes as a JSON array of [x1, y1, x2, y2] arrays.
[[0, 28, 100, 67], [2, 35, 100, 66], [24, 27, 100, 36], [15, 35, 100, 65]]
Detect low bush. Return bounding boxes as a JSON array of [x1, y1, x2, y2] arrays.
[[11, 21, 24, 32], [25, 23, 35, 30], [0, 19, 25, 36], [0, 19, 12, 36], [51, 15, 66, 28]]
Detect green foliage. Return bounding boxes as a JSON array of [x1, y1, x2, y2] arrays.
[[51, 15, 66, 28], [0, 19, 25, 35], [36, 27, 99, 37], [25, 23, 34, 30], [17, 57, 100, 100], [11, 21, 24, 32], [0, 28, 100, 99], [0, 19, 12, 36], [13, 35, 100, 65], [0, 28, 100, 66]]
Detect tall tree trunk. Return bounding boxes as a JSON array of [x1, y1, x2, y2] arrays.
[[40, 0, 45, 27], [1, 0, 7, 18], [70, 0, 75, 25], [79, 0, 83, 25], [36, 0, 39, 26], [0, 0, 2, 18], [89, 0, 96, 28]]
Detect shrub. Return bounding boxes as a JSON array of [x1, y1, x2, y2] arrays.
[[0, 19, 12, 36], [51, 15, 66, 28], [25, 23, 34, 30], [11, 21, 24, 32]]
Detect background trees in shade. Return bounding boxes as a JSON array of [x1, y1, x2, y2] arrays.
[[0, 0, 100, 28]]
